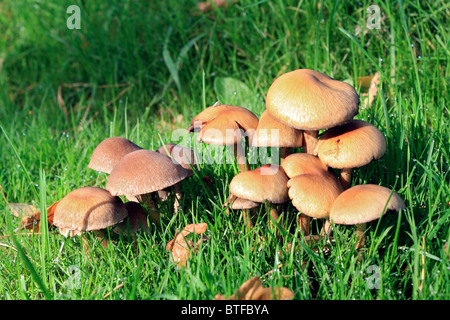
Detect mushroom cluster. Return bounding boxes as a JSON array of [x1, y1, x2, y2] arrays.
[[50, 68, 405, 257], [51, 136, 198, 250], [187, 68, 405, 249]]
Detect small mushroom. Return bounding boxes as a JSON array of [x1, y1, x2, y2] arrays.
[[287, 172, 343, 235], [187, 104, 258, 172], [281, 152, 335, 234], [314, 119, 386, 189], [227, 164, 289, 231], [250, 110, 303, 160], [88, 137, 142, 174], [105, 149, 189, 228], [53, 187, 128, 249], [329, 184, 406, 249]]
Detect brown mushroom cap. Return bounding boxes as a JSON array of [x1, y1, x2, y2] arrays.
[[187, 104, 258, 145], [329, 184, 406, 225], [250, 110, 303, 148], [53, 187, 127, 234], [281, 153, 328, 178], [287, 173, 343, 219], [156, 143, 197, 175], [229, 164, 289, 204], [88, 137, 142, 174], [314, 119, 387, 169], [105, 149, 188, 197], [266, 69, 359, 131]]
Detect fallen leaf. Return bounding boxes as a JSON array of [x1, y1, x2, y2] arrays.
[[166, 223, 208, 267], [214, 276, 294, 300], [18, 200, 60, 232], [361, 72, 380, 109], [9, 203, 38, 218]]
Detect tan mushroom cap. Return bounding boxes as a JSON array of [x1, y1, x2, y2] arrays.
[[281, 153, 328, 178], [287, 173, 343, 219], [105, 149, 188, 197], [88, 137, 142, 174], [330, 184, 406, 225], [230, 197, 260, 210], [156, 143, 197, 175], [53, 187, 127, 235], [229, 164, 289, 204], [314, 119, 387, 169], [266, 69, 359, 131], [251, 110, 303, 147], [187, 104, 258, 145]]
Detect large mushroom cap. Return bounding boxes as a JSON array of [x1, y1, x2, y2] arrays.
[[266, 69, 359, 131], [88, 137, 142, 174], [156, 143, 197, 175], [281, 153, 328, 178], [105, 149, 188, 197], [187, 104, 258, 145], [330, 184, 406, 225], [314, 119, 386, 169], [287, 173, 343, 219], [229, 164, 289, 204], [53, 187, 127, 234], [250, 110, 303, 148]]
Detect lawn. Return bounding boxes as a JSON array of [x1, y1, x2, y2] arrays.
[[0, 0, 449, 301]]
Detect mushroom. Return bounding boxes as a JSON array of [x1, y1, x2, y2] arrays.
[[250, 110, 303, 161], [281, 152, 329, 177], [281, 152, 335, 234], [329, 184, 406, 249], [186, 104, 258, 172], [105, 149, 189, 228], [156, 143, 197, 212], [314, 119, 386, 189], [287, 172, 343, 236], [227, 164, 289, 231], [265, 69, 359, 155], [53, 187, 128, 249], [88, 137, 142, 174]]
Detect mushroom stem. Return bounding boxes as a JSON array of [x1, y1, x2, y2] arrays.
[[242, 209, 254, 230], [355, 222, 367, 249], [268, 204, 282, 238], [297, 214, 310, 236], [340, 168, 352, 190], [232, 142, 249, 172], [93, 229, 109, 249], [173, 182, 182, 213], [280, 147, 291, 161], [138, 193, 161, 229], [302, 130, 318, 155], [320, 219, 333, 236]]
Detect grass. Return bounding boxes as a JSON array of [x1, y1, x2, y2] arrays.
[[0, 0, 449, 300]]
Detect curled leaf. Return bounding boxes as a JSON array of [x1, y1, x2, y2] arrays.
[[166, 223, 208, 267], [18, 200, 60, 232], [214, 276, 294, 300]]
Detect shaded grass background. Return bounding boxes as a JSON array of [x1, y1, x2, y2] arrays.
[[0, 0, 448, 300]]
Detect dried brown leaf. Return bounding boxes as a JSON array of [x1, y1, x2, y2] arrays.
[[166, 223, 208, 267], [214, 276, 295, 300]]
